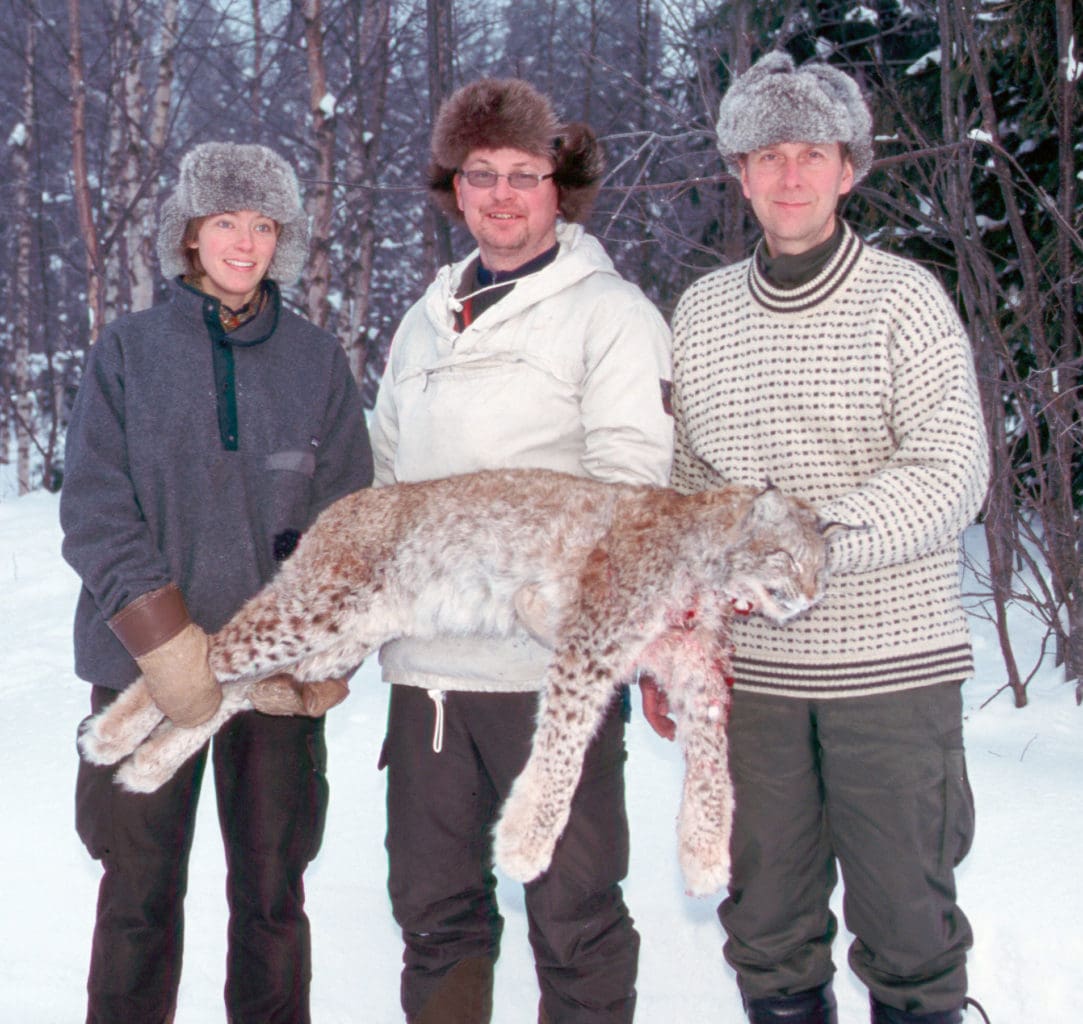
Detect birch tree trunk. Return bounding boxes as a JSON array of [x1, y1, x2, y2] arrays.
[[131, 0, 178, 309], [301, 0, 335, 327], [12, 17, 36, 494], [67, 0, 106, 342], [250, 0, 264, 130], [720, 3, 751, 266], [583, 0, 598, 125], [425, 0, 454, 272], [340, 0, 391, 384], [103, 0, 145, 319]]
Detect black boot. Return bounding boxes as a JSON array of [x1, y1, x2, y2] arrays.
[[870, 997, 963, 1024], [745, 982, 838, 1024]]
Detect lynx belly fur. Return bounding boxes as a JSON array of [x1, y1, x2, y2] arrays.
[[79, 468, 832, 896]]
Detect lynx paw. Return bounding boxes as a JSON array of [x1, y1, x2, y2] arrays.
[[113, 727, 186, 792], [113, 682, 251, 793], [678, 837, 731, 898], [493, 784, 563, 884], [78, 683, 164, 766], [676, 789, 734, 897]]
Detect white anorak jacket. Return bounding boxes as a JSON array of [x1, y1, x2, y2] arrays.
[[370, 222, 673, 692]]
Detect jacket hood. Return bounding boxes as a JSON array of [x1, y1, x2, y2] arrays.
[[427, 224, 616, 334]]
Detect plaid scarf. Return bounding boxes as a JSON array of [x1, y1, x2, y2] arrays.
[[184, 277, 268, 332]]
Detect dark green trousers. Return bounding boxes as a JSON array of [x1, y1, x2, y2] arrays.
[[719, 683, 974, 1017]]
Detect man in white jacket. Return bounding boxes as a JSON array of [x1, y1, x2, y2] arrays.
[[370, 78, 673, 1024]]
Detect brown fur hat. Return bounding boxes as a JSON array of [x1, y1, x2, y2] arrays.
[[428, 77, 604, 225]]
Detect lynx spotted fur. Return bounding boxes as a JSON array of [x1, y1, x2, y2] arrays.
[[79, 467, 833, 896]]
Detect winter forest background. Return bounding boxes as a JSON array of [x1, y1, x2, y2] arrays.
[[0, 0, 1080, 709]]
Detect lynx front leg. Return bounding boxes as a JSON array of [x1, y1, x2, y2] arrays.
[[76, 629, 277, 769], [113, 681, 252, 793], [77, 604, 284, 769], [494, 632, 623, 883], [78, 679, 166, 766]]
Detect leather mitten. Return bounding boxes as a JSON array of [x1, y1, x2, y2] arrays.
[[249, 674, 350, 717], [109, 583, 222, 727]]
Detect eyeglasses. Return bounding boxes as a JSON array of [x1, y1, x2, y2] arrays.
[[458, 169, 554, 190]]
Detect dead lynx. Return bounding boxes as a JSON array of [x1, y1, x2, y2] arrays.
[[79, 467, 834, 895]]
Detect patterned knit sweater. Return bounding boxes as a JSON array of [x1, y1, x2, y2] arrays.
[[670, 221, 990, 698]]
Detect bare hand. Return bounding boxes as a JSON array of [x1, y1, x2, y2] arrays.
[[638, 672, 676, 741]]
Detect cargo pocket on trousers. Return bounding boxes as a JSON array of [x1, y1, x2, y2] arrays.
[[942, 748, 975, 869], [75, 723, 116, 862], [304, 727, 331, 864]]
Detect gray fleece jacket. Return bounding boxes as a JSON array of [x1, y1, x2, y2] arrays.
[[61, 279, 373, 689]]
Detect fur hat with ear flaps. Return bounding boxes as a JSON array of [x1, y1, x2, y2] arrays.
[[428, 77, 604, 225], [715, 50, 874, 183], [156, 142, 309, 284]]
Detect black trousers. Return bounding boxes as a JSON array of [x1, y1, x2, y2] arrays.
[[719, 683, 975, 1016], [382, 685, 639, 1024], [75, 686, 329, 1024]]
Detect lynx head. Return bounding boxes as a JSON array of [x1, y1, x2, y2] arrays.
[[713, 485, 843, 625]]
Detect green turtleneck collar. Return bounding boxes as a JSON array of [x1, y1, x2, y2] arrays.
[[757, 220, 845, 289]]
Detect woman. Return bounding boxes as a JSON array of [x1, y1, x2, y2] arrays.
[[61, 141, 373, 1024]]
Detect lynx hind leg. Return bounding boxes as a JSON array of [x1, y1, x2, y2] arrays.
[[494, 628, 627, 884], [512, 562, 586, 650], [113, 681, 251, 793], [513, 586, 560, 648], [78, 679, 165, 766]]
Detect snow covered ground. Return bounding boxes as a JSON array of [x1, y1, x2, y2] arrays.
[[1, 487, 1080, 1022]]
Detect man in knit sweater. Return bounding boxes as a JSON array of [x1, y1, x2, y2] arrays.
[[643, 52, 990, 1024]]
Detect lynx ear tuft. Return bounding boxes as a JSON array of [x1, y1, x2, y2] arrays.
[[749, 483, 791, 524]]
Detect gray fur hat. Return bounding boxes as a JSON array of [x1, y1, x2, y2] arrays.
[[428, 77, 604, 225], [715, 51, 873, 183], [156, 142, 309, 284]]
